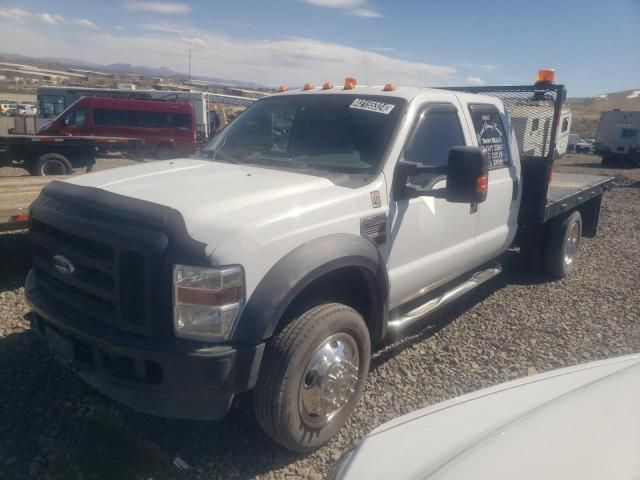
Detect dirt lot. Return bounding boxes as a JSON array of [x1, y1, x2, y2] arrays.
[[1, 153, 639, 480]]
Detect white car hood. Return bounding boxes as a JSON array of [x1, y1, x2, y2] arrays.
[[336, 354, 640, 480], [65, 159, 348, 253]]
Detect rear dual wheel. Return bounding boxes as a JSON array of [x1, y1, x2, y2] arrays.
[[30, 153, 73, 176], [254, 303, 370, 452], [544, 211, 582, 279]]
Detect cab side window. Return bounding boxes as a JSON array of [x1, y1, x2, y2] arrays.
[[404, 108, 465, 186]]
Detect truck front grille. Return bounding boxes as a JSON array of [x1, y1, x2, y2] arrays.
[[30, 215, 155, 336]]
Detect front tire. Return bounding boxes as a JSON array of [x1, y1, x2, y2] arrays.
[[254, 303, 371, 452], [544, 211, 582, 279]]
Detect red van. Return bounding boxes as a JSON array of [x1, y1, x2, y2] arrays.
[[41, 97, 197, 159]]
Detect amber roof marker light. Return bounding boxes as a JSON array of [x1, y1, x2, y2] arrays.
[[322, 82, 333, 90], [344, 77, 357, 90], [303, 82, 314, 90], [277, 85, 288, 93], [383, 82, 395, 91]]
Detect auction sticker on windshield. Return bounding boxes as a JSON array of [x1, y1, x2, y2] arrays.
[[350, 98, 396, 114]]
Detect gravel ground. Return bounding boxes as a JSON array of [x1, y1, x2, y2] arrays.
[[1, 153, 639, 479]]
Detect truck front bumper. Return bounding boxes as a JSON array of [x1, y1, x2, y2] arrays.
[[25, 269, 264, 420]]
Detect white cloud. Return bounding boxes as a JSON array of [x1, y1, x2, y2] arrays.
[[0, 7, 30, 22], [460, 62, 498, 71], [142, 21, 188, 34], [115, 26, 125, 30], [302, 0, 363, 7], [349, 8, 383, 18], [124, 2, 191, 14], [0, 19, 456, 87], [465, 76, 485, 85], [369, 47, 394, 52], [74, 19, 99, 29], [301, 0, 382, 18], [36, 13, 64, 25]]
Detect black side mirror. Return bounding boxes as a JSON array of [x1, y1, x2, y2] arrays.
[[445, 146, 489, 203]]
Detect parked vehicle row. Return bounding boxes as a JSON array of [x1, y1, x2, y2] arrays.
[[0, 103, 38, 116]]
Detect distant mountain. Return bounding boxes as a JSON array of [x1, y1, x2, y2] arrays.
[[567, 89, 640, 138], [0, 52, 267, 89]]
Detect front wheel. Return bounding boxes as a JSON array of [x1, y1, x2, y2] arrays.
[[254, 303, 371, 452]]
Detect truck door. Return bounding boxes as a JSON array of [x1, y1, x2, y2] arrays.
[[387, 102, 478, 308], [467, 103, 519, 262]]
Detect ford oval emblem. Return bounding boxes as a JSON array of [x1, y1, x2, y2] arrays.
[[52, 255, 75, 275]]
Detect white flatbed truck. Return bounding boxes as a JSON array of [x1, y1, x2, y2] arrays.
[[24, 71, 613, 452]]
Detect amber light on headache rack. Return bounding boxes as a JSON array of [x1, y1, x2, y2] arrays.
[[536, 68, 555, 84]]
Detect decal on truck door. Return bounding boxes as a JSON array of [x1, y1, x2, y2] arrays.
[[471, 111, 511, 168]]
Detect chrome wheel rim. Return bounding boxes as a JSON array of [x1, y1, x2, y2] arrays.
[[299, 333, 360, 428], [564, 222, 580, 266], [42, 159, 66, 175]]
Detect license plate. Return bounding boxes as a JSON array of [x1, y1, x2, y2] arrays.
[[46, 328, 75, 371]]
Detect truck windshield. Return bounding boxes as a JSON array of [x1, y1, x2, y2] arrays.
[[203, 94, 405, 173]]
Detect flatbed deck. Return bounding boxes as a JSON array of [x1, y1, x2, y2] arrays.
[[545, 172, 615, 221], [0, 176, 65, 232]]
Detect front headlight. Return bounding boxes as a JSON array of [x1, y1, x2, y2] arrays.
[[173, 264, 244, 341]]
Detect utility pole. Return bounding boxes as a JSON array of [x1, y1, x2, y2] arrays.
[[188, 49, 192, 83]]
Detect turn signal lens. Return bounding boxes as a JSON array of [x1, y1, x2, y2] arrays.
[[344, 77, 357, 90], [476, 175, 489, 194], [383, 82, 395, 91], [277, 85, 288, 92], [322, 82, 333, 90], [536, 68, 555, 84], [303, 82, 314, 90]]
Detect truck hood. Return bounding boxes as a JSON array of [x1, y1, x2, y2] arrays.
[[333, 354, 640, 480], [66, 159, 355, 253]]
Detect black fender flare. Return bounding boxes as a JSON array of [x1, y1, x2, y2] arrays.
[[233, 233, 389, 344]]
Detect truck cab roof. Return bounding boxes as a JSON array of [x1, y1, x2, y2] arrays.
[[274, 85, 503, 109]]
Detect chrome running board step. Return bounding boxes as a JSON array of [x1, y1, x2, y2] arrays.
[[388, 264, 502, 331]]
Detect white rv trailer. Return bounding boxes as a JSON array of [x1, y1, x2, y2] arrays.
[[595, 110, 640, 165], [555, 108, 572, 156], [509, 100, 571, 157], [36, 86, 257, 140]]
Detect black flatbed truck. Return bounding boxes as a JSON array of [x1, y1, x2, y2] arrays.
[[0, 134, 143, 176]]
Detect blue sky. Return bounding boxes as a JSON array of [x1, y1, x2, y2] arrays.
[[1, 0, 639, 96]]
